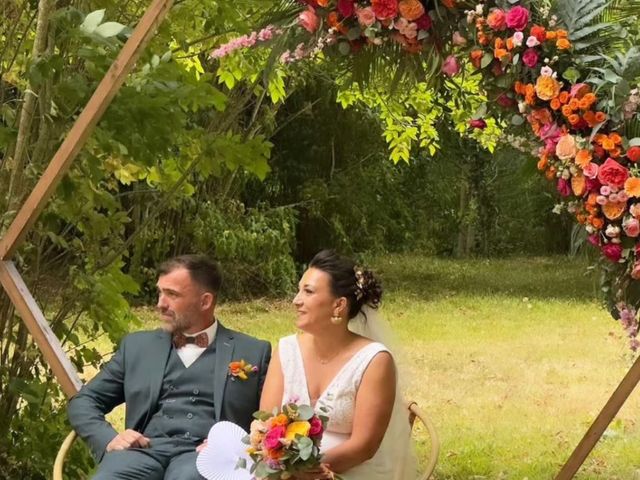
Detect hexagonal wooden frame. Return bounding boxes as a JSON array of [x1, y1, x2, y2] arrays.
[[0, 1, 635, 478]]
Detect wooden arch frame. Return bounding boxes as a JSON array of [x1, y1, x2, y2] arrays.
[[0, 1, 636, 478]]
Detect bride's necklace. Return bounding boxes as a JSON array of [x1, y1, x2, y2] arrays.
[[317, 351, 340, 365]]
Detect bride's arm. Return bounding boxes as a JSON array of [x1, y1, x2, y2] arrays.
[[259, 346, 284, 411], [320, 351, 396, 474]]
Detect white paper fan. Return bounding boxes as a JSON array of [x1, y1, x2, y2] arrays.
[[196, 421, 253, 480]]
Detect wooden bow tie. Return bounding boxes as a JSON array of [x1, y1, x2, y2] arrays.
[[172, 332, 208, 349]]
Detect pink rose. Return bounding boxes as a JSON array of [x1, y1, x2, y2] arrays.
[[583, 163, 599, 179], [309, 416, 323, 437], [587, 234, 600, 246], [338, 0, 355, 17], [505, 6, 530, 31], [521, 48, 539, 68], [452, 31, 467, 46], [441, 55, 460, 77], [299, 7, 320, 33], [598, 158, 629, 189], [557, 178, 571, 197], [263, 425, 286, 450], [625, 217, 640, 237], [356, 7, 376, 27], [469, 118, 487, 129], [630, 203, 640, 218], [631, 262, 640, 280], [602, 243, 623, 262]]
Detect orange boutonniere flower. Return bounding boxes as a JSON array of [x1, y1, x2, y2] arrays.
[[228, 359, 258, 381]]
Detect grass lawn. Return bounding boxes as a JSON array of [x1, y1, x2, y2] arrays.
[[90, 255, 640, 479]]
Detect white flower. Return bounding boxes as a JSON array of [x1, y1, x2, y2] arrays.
[[586, 225, 595, 234], [540, 66, 554, 76], [561, 169, 571, 180], [552, 204, 564, 214], [526, 36, 540, 47], [475, 4, 484, 15], [518, 101, 527, 113], [606, 225, 621, 237]]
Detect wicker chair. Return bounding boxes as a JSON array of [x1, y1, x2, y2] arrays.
[[53, 402, 439, 480]]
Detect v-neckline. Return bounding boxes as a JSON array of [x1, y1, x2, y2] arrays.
[[293, 335, 375, 407]]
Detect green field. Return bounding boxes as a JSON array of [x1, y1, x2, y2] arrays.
[[92, 256, 640, 479]]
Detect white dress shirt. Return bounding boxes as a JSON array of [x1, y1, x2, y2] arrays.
[[176, 321, 218, 368]]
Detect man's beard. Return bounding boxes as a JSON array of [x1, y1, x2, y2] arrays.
[[159, 310, 192, 334]]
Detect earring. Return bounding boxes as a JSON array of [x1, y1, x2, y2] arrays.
[[331, 315, 343, 325]]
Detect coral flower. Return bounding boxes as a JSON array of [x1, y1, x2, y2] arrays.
[[371, 0, 399, 19], [628, 146, 640, 162], [556, 134, 577, 160], [398, 0, 425, 21], [299, 7, 320, 33]]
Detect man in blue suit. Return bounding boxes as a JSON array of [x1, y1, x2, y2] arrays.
[[68, 255, 271, 479]]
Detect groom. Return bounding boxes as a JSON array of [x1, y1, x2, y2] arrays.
[[68, 255, 271, 479]]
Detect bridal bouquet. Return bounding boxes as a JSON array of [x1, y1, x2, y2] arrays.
[[239, 403, 328, 479]]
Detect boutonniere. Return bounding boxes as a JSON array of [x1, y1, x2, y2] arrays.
[[228, 359, 258, 381]]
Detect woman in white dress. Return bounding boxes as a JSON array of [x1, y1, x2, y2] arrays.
[[260, 250, 413, 480]]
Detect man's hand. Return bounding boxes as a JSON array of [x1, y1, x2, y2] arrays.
[[106, 429, 151, 452], [195, 439, 208, 453]]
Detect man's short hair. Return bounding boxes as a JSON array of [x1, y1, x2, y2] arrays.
[[158, 255, 222, 293]]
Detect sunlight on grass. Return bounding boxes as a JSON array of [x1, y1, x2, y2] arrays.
[[87, 255, 640, 479]]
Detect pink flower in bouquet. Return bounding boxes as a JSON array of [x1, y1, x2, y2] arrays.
[[452, 31, 467, 46], [557, 178, 571, 197], [602, 243, 623, 262], [396, 18, 418, 39], [356, 7, 377, 27], [598, 158, 629, 189], [263, 425, 286, 450], [630, 203, 640, 218], [416, 13, 432, 30], [371, 0, 399, 20], [512, 31, 524, 46], [338, 0, 356, 17], [632, 262, 640, 280], [556, 134, 577, 160], [587, 234, 600, 246], [522, 48, 539, 68], [505, 6, 530, 31], [469, 118, 487, 129], [584, 163, 599, 179], [486, 8, 506, 30], [299, 7, 320, 33], [309, 416, 324, 437], [624, 217, 640, 237], [526, 35, 540, 47], [442, 55, 460, 77]]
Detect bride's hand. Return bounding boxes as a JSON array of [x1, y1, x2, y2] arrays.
[[293, 463, 334, 480]]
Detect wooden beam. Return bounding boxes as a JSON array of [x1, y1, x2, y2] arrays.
[[555, 354, 640, 479], [0, 261, 82, 398], [0, 0, 174, 261]]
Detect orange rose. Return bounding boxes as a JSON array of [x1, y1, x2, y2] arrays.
[[441, 0, 456, 8], [595, 111, 607, 122], [561, 105, 573, 117], [568, 114, 580, 125], [327, 11, 340, 28], [625, 177, 640, 197], [556, 38, 571, 49], [536, 75, 561, 100], [575, 149, 592, 168], [583, 110, 597, 127], [317, 0, 329, 5], [537, 154, 548, 170], [545, 167, 557, 180], [546, 31, 557, 40], [602, 138, 615, 151], [582, 93, 596, 106], [591, 217, 605, 229], [399, 0, 425, 21], [470, 49, 484, 68], [558, 91, 569, 104], [556, 134, 577, 160], [271, 413, 289, 427], [229, 361, 243, 375], [514, 81, 525, 95], [550, 98, 561, 110], [568, 98, 579, 110], [556, 29, 569, 39], [610, 133, 622, 144], [495, 48, 509, 59], [506, 37, 514, 50]]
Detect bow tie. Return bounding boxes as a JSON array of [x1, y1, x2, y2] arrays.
[[172, 332, 209, 349]]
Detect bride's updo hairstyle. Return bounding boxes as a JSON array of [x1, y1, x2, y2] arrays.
[[309, 250, 383, 320]]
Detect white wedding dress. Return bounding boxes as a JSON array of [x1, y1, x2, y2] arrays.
[[279, 334, 415, 480]]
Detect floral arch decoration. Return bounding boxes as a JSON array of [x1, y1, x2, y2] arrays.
[[213, 0, 640, 348]]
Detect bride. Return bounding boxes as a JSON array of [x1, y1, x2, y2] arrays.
[[259, 250, 415, 479]]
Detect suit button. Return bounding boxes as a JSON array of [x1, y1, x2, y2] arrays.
[[190, 397, 196, 403], [193, 389, 199, 395], [187, 413, 193, 419], [184, 432, 191, 438]]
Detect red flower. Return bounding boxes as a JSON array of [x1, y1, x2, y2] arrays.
[[505, 6, 530, 31], [469, 118, 487, 129], [496, 93, 516, 108], [530, 25, 546, 43], [627, 146, 640, 162], [598, 158, 629, 188], [337, 0, 355, 17], [415, 13, 432, 30], [371, 0, 398, 20], [557, 178, 571, 197], [602, 243, 623, 263], [309, 416, 323, 437]]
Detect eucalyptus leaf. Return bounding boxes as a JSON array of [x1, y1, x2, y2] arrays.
[[93, 21, 125, 38], [629, 138, 640, 147], [481, 52, 493, 69], [297, 404, 314, 420], [80, 9, 105, 34], [338, 42, 351, 55], [511, 114, 525, 126]]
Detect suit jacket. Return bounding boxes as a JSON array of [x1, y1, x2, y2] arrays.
[[67, 323, 271, 461]]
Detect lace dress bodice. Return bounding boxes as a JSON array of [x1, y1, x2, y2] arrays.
[[278, 335, 396, 479]]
